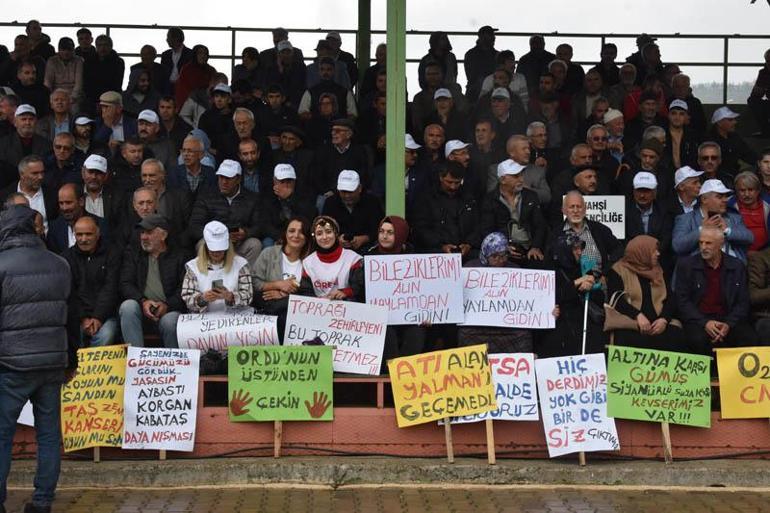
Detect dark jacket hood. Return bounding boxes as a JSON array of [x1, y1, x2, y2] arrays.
[[0, 205, 43, 252]]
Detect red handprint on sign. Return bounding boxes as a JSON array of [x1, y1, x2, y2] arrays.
[[304, 391, 331, 418], [230, 389, 253, 416]]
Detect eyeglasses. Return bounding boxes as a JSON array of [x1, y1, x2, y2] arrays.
[[591, 136, 609, 142]]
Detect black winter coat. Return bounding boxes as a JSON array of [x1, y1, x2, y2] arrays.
[[63, 240, 121, 323], [119, 247, 188, 313]]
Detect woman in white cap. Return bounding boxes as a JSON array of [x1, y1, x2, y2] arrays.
[[299, 215, 363, 300], [181, 220, 253, 312]]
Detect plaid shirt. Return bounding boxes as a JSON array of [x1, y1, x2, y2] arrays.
[[563, 221, 602, 270]]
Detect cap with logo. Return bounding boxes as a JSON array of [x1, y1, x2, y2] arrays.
[[669, 99, 689, 112], [274, 163, 297, 180], [83, 154, 108, 173], [711, 106, 739, 124], [497, 159, 525, 178], [674, 166, 704, 189], [203, 221, 230, 251], [137, 109, 159, 123], [14, 104, 36, 117], [337, 170, 360, 192], [699, 179, 732, 196], [444, 140, 470, 158], [216, 159, 242, 178], [633, 171, 658, 190]]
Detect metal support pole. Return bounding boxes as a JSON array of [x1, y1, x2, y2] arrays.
[[231, 28, 237, 82], [385, 0, 406, 217], [356, 0, 372, 94], [722, 37, 729, 105]]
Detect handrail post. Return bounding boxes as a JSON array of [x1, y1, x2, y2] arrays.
[[231, 28, 237, 83], [385, 0, 406, 217], [722, 37, 729, 105]]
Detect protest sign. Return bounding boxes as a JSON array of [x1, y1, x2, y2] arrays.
[[176, 308, 278, 351], [388, 344, 496, 428], [284, 295, 388, 375], [228, 345, 334, 421], [461, 268, 555, 329], [565, 196, 625, 239], [450, 353, 539, 424], [607, 346, 711, 427], [61, 345, 126, 452], [536, 354, 619, 457], [365, 253, 464, 325], [716, 347, 770, 419], [122, 347, 200, 452]]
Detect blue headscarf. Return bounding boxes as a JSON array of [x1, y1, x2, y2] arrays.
[[479, 232, 508, 265]]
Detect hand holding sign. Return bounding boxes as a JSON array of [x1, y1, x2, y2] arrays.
[[305, 391, 331, 418], [230, 389, 253, 416]]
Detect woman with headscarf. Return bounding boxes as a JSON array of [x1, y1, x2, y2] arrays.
[[175, 44, 217, 112], [606, 235, 684, 351], [540, 233, 606, 357], [458, 232, 533, 353], [362, 216, 425, 371], [299, 215, 363, 300]]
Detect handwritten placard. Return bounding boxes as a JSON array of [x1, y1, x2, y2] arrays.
[[61, 345, 127, 452], [283, 295, 387, 375], [228, 346, 334, 421], [122, 347, 200, 452], [450, 353, 539, 424], [607, 346, 711, 427], [716, 347, 770, 419], [365, 253, 464, 325], [536, 354, 619, 457], [388, 345, 496, 428], [176, 308, 278, 351], [461, 268, 555, 328]]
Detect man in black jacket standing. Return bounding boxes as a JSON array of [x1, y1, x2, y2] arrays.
[[0, 204, 77, 513]]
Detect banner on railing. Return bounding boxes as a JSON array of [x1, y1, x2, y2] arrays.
[[716, 347, 770, 419], [365, 253, 464, 325], [176, 309, 278, 351], [61, 345, 127, 452], [607, 346, 711, 427], [228, 345, 334, 421], [536, 353, 619, 457], [122, 347, 200, 452]]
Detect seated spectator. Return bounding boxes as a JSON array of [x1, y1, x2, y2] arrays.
[[303, 92, 338, 150], [572, 70, 608, 130], [730, 171, 770, 253], [528, 93, 570, 156], [14, 60, 50, 118], [759, 148, 770, 200], [136, 109, 176, 171], [624, 75, 667, 123], [237, 138, 270, 195], [305, 41, 351, 91], [122, 70, 161, 118], [603, 109, 625, 165], [253, 216, 311, 337], [414, 123, 445, 177], [501, 134, 550, 205], [262, 41, 306, 109], [697, 141, 735, 189], [72, 115, 97, 155], [94, 91, 138, 152], [549, 164, 606, 226], [299, 215, 363, 300], [527, 121, 561, 184], [35, 88, 74, 141], [260, 164, 317, 245], [157, 96, 192, 151], [327, 31, 359, 93], [574, 97, 610, 152], [0, 35, 45, 87], [178, 74, 221, 129], [403, 134, 427, 215], [260, 28, 306, 72], [119, 214, 187, 348], [75, 28, 95, 60], [43, 37, 84, 108], [197, 83, 234, 156], [748, 49, 770, 137], [665, 99, 699, 170], [129, 45, 171, 97], [675, 226, 759, 358], [232, 47, 264, 91], [555, 43, 584, 96], [83, 35, 124, 106], [188, 159, 263, 270], [0, 104, 50, 188], [672, 179, 753, 263], [43, 132, 84, 190], [624, 90, 667, 150], [63, 216, 120, 346], [478, 51, 529, 109], [459, 231, 534, 353], [81, 153, 124, 229], [670, 165, 703, 215], [607, 234, 684, 350], [483, 88, 527, 145], [591, 43, 620, 87], [0, 154, 57, 232], [356, 91, 386, 166], [271, 126, 314, 198], [418, 31, 458, 89], [322, 170, 384, 254], [669, 73, 706, 139], [471, 118, 505, 194], [480, 159, 546, 264], [140, 158, 190, 242], [175, 45, 216, 112], [168, 134, 216, 198], [109, 137, 146, 193], [749, 239, 770, 341], [517, 35, 556, 94], [0, 93, 20, 139], [624, 172, 674, 272], [259, 85, 300, 146], [424, 88, 466, 141], [361, 43, 386, 101], [411, 62, 465, 133], [47, 183, 108, 254], [615, 138, 672, 203], [313, 118, 370, 200], [114, 186, 156, 250], [708, 107, 758, 174], [444, 139, 485, 201], [411, 162, 481, 260], [181, 220, 253, 314]]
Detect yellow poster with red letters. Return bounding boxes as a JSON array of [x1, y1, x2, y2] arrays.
[[716, 347, 770, 419]]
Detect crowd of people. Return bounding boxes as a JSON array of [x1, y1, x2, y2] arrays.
[[0, 20, 769, 370]]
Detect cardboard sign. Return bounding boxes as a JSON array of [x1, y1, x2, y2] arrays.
[[450, 353, 539, 424], [283, 295, 388, 375], [176, 309, 278, 351], [388, 345, 496, 428], [122, 347, 200, 452], [228, 345, 334, 421], [564, 195, 625, 239], [461, 268, 555, 329], [716, 347, 770, 419], [607, 346, 711, 427], [61, 345, 127, 452], [536, 354, 620, 457], [364, 253, 464, 325]]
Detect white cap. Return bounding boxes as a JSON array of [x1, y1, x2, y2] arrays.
[[0, 86, 16, 96], [433, 88, 452, 100], [711, 106, 739, 124], [444, 140, 470, 158], [497, 159, 525, 178], [212, 83, 231, 95], [83, 154, 108, 173], [633, 171, 658, 190], [14, 104, 36, 117], [274, 163, 297, 180], [669, 99, 689, 112], [277, 40, 293, 52], [674, 166, 703, 188], [74, 116, 95, 125], [137, 109, 159, 123], [216, 159, 242, 178], [603, 108, 623, 124], [326, 31, 342, 42], [405, 134, 421, 150], [699, 179, 732, 196], [337, 170, 360, 192], [203, 221, 230, 251], [491, 87, 510, 99]]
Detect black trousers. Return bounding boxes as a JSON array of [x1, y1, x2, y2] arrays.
[[684, 319, 761, 356]]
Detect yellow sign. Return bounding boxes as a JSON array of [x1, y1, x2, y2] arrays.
[[716, 347, 770, 419], [388, 344, 496, 428], [61, 345, 127, 452]]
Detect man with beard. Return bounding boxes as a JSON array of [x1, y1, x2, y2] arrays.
[[136, 109, 176, 171], [129, 44, 170, 96], [47, 182, 108, 254], [238, 138, 271, 195], [122, 70, 161, 117]]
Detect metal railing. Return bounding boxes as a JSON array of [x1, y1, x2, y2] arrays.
[[1, 22, 767, 103]]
